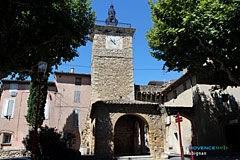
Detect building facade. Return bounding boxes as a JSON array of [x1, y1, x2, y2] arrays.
[[161, 74, 240, 157], [82, 19, 168, 159], [0, 71, 91, 154]]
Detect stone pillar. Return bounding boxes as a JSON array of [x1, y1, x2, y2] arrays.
[[94, 107, 113, 160]]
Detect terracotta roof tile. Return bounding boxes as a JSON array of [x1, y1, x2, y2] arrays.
[[96, 99, 159, 105]]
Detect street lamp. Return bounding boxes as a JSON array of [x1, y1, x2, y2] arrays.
[[32, 61, 47, 160]]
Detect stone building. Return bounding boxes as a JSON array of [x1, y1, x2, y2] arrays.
[[161, 73, 240, 157], [81, 6, 169, 158]]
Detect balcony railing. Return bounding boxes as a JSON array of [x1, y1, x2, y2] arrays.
[[95, 20, 131, 28]]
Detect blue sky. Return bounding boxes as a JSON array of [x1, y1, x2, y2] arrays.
[[50, 0, 183, 85]]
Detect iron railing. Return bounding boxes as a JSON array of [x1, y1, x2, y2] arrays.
[[95, 20, 131, 28]]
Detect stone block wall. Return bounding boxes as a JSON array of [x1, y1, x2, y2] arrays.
[[91, 25, 136, 104], [0, 150, 31, 159], [91, 102, 166, 160]]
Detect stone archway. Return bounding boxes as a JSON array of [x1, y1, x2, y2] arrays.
[[113, 114, 150, 156], [91, 102, 163, 159]]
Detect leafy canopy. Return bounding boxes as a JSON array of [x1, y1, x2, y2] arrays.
[[0, 0, 95, 127], [0, 0, 95, 79], [147, 0, 240, 87]]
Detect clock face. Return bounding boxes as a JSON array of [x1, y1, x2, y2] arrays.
[[106, 36, 123, 50]]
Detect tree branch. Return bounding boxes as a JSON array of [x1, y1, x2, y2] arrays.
[[191, 35, 212, 53], [212, 57, 240, 86], [9, 0, 30, 6], [26, 35, 64, 49], [191, 34, 240, 86]]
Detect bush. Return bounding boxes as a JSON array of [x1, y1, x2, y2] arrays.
[[22, 126, 76, 160]]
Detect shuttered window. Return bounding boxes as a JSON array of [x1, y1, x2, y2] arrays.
[[1, 99, 15, 119], [74, 91, 80, 103]]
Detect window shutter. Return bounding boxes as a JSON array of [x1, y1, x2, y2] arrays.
[[2, 100, 9, 118], [74, 91, 80, 103], [73, 109, 80, 128], [1, 99, 15, 119], [44, 100, 50, 120], [7, 100, 14, 118]]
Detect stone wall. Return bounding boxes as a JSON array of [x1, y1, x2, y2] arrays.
[[91, 25, 136, 104], [0, 150, 31, 159], [90, 102, 167, 160]]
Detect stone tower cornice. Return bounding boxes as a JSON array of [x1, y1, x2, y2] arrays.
[[90, 25, 136, 41]]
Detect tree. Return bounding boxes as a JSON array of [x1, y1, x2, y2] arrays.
[[0, 0, 95, 126], [0, 0, 95, 79], [25, 73, 49, 127], [147, 0, 240, 88]]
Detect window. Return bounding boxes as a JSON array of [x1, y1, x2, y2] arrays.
[[142, 94, 146, 101], [137, 92, 141, 100], [165, 96, 168, 102], [173, 90, 177, 99], [73, 109, 80, 128], [75, 78, 82, 85], [156, 95, 159, 102], [152, 95, 156, 102], [74, 91, 80, 103], [44, 100, 50, 120], [161, 96, 164, 104], [147, 94, 151, 101], [1, 99, 15, 119], [183, 82, 187, 91], [2, 133, 11, 144], [10, 84, 18, 90]]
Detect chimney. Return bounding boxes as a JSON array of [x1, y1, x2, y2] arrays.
[[71, 67, 74, 73]]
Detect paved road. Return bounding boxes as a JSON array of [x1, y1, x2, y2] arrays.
[[169, 155, 240, 160]]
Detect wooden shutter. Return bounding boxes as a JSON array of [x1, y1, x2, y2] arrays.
[[7, 100, 14, 118], [74, 91, 80, 103], [2, 99, 15, 119], [44, 100, 50, 120]]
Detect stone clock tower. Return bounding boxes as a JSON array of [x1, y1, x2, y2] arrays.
[[82, 5, 163, 159], [90, 7, 136, 104]]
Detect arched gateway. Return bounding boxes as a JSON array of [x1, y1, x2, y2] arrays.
[[90, 100, 164, 159], [114, 115, 149, 155]]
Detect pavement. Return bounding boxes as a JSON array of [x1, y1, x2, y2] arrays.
[[169, 155, 240, 160]]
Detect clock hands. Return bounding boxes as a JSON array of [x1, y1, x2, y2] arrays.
[[110, 38, 116, 45]]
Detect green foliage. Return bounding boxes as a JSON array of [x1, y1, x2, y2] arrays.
[[0, 0, 95, 127], [147, 0, 240, 88], [0, 0, 95, 79], [25, 73, 49, 127], [22, 126, 77, 160]]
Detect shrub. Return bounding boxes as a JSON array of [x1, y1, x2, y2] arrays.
[[22, 126, 76, 160]]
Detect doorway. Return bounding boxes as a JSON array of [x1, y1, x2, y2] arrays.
[[114, 115, 149, 156]]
